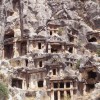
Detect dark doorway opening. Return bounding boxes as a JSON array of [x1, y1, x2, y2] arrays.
[[60, 82, 64, 88], [86, 84, 95, 92], [25, 59, 28, 67], [60, 91, 64, 99], [54, 91, 58, 100], [51, 48, 58, 53], [69, 36, 74, 42], [54, 83, 58, 88], [21, 41, 27, 55], [68, 47, 73, 53], [4, 44, 13, 59], [39, 61, 42, 67], [50, 31, 52, 35], [66, 82, 70, 88], [53, 69, 56, 75], [12, 78, 22, 89], [38, 43, 42, 49], [88, 71, 97, 79], [38, 80, 43, 87], [4, 33, 14, 40]]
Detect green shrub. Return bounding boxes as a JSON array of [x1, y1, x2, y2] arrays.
[[0, 82, 8, 100], [96, 49, 100, 57], [76, 60, 80, 69]]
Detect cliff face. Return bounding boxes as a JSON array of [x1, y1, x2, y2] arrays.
[[0, 0, 100, 100]]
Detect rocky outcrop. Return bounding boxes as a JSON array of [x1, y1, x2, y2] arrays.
[[0, 0, 100, 100]]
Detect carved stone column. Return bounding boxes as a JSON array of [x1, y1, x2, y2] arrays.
[[13, 40, 19, 57], [70, 82, 73, 100], [48, 43, 51, 53], [58, 90, 60, 100], [83, 83, 86, 95], [64, 82, 67, 99]]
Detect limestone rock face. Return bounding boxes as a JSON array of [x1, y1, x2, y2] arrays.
[[0, 0, 100, 100]]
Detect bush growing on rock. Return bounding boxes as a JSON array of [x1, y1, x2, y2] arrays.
[[0, 82, 8, 100]]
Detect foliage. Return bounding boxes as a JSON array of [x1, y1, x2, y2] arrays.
[[0, 82, 8, 100], [76, 60, 80, 69], [58, 27, 64, 36], [96, 49, 100, 57]]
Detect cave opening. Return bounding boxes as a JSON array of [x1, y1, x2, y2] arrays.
[[88, 37, 97, 42], [68, 47, 73, 53], [4, 31, 14, 40], [88, 70, 97, 79], [69, 36, 74, 42], [12, 0, 20, 10], [86, 84, 95, 92]]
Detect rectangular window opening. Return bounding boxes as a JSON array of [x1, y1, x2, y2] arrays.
[[53, 83, 58, 88], [60, 82, 64, 88], [66, 82, 70, 88], [53, 69, 56, 75], [21, 41, 27, 55], [38, 80, 43, 87], [39, 61, 42, 67], [38, 43, 42, 49]]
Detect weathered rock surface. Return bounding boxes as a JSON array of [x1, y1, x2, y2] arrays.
[[0, 0, 100, 100]]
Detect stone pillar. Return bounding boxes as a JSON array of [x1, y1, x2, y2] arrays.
[[13, 41, 19, 58], [73, 47, 77, 54], [62, 45, 65, 53], [27, 40, 29, 54], [43, 79, 46, 88], [22, 79, 27, 90], [36, 80, 38, 89], [83, 83, 86, 95], [51, 82, 54, 100], [58, 91, 60, 100], [75, 81, 78, 95], [48, 43, 51, 53], [29, 41, 34, 53], [29, 75, 33, 89], [70, 82, 73, 100], [51, 91, 54, 100], [64, 82, 67, 99]]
